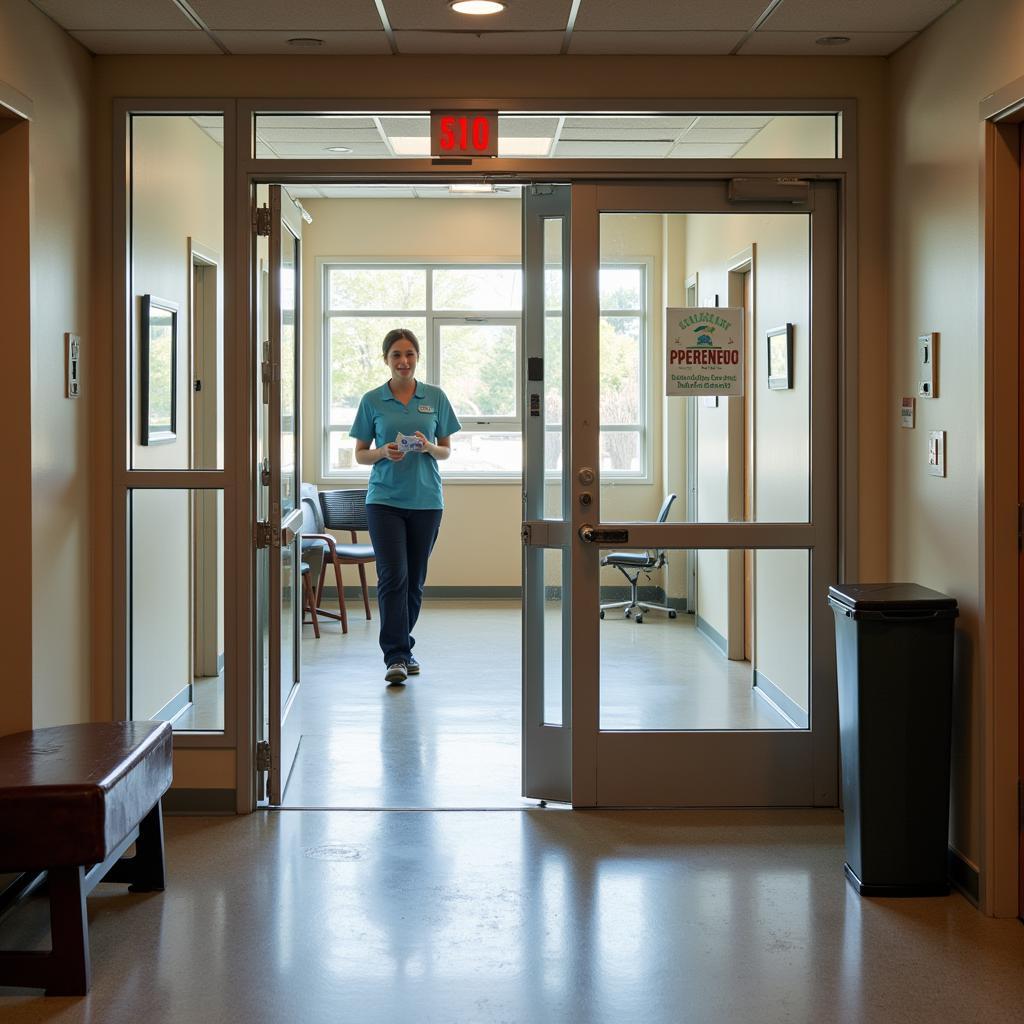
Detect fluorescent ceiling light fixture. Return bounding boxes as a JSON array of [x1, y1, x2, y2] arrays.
[[324, 146, 353, 153], [498, 137, 552, 157], [449, 0, 507, 14], [449, 183, 495, 193], [390, 137, 431, 155]]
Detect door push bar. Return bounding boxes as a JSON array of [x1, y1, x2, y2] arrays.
[[578, 525, 629, 544]]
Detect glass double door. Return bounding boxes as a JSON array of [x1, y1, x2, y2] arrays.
[[522, 180, 839, 806]]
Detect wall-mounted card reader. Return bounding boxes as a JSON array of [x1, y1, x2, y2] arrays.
[[928, 430, 946, 477], [65, 333, 81, 398], [918, 332, 938, 398]]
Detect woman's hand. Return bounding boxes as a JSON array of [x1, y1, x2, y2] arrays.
[[382, 442, 405, 461], [415, 432, 451, 461], [413, 431, 435, 457]]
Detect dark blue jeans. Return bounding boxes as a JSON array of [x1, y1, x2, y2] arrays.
[[366, 504, 443, 667]]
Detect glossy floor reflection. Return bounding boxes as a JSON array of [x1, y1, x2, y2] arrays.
[[2, 809, 1023, 1022], [287, 600, 786, 807]]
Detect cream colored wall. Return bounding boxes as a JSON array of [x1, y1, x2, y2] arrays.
[[684, 213, 811, 708], [0, 0, 92, 730], [130, 116, 223, 719], [889, 0, 1024, 878], [299, 198, 662, 587]]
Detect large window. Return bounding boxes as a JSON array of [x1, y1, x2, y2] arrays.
[[322, 261, 647, 478]]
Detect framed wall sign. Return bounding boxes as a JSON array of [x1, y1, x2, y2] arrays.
[[141, 294, 177, 445], [766, 323, 794, 390], [430, 110, 499, 158]]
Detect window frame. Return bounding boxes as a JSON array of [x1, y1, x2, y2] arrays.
[[319, 256, 651, 483]]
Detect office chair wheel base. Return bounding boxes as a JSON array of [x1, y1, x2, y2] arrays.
[[669, 610, 677, 619], [635, 614, 643, 623], [599, 610, 605, 619]]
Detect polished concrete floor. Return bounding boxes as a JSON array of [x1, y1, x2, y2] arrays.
[[1, 809, 1023, 1022], [285, 600, 787, 808]]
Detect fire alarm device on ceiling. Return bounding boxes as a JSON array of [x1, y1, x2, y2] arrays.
[[918, 332, 938, 398]]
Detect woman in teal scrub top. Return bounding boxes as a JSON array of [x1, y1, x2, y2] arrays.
[[351, 328, 461, 685]]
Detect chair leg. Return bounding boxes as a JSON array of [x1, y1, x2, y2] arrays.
[[302, 571, 320, 638], [333, 558, 349, 634], [358, 563, 372, 620]]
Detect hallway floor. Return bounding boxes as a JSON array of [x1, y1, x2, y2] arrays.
[[1, 809, 1023, 1022]]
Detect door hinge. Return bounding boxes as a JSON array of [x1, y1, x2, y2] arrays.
[[256, 740, 272, 772], [260, 457, 271, 486], [1018, 504, 1023, 551], [255, 520, 273, 549], [522, 524, 531, 545], [253, 205, 272, 236]]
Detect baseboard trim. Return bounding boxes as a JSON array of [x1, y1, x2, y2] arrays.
[[695, 614, 727, 654], [163, 788, 236, 815], [152, 685, 191, 724], [947, 846, 980, 905], [753, 670, 808, 729]]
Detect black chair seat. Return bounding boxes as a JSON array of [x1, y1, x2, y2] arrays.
[[334, 543, 375, 561], [602, 551, 656, 568]]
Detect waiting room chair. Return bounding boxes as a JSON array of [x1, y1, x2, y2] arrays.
[[599, 492, 679, 624], [301, 561, 320, 639]]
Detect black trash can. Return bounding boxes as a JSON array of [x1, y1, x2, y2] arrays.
[[827, 583, 958, 897]]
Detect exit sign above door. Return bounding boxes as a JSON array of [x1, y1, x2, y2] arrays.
[[430, 111, 499, 158]]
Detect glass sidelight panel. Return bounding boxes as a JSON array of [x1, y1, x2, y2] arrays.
[[598, 547, 809, 732], [130, 489, 225, 731], [598, 212, 810, 523], [543, 548, 566, 727], [130, 115, 224, 470], [544, 217, 566, 518]]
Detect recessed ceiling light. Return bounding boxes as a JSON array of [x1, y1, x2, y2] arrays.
[[325, 146, 353, 153], [286, 37, 324, 47], [815, 36, 851, 46], [449, 0, 507, 14], [449, 183, 495, 193]]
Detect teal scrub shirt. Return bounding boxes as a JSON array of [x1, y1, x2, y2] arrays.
[[349, 381, 462, 510]]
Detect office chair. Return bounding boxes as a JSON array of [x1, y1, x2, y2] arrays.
[[317, 487, 376, 630], [599, 492, 678, 624]]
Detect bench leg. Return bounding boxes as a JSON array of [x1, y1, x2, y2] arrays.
[[45, 865, 90, 996], [129, 799, 166, 893]]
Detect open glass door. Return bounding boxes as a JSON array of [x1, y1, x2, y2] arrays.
[[521, 184, 572, 801], [255, 184, 304, 804], [568, 180, 839, 806]]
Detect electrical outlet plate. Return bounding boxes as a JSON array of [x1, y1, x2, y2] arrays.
[[918, 332, 938, 398]]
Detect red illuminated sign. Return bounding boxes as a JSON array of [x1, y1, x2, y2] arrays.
[[430, 110, 499, 158]]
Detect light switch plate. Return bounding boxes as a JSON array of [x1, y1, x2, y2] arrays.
[[918, 332, 938, 398], [64, 333, 81, 398], [928, 430, 946, 476]]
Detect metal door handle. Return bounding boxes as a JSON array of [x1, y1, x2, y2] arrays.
[[578, 525, 630, 544], [280, 507, 303, 546]]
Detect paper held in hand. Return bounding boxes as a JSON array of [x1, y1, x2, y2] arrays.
[[665, 307, 744, 398], [396, 432, 425, 452]]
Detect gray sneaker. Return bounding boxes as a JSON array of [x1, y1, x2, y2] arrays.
[[385, 662, 408, 685], [407, 656, 420, 675]]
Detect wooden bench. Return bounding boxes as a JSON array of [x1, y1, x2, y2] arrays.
[[0, 720, 173, 996]]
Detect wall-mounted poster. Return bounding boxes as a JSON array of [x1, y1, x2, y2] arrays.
[[665, 307, 744, 397]]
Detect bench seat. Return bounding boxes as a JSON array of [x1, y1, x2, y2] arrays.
[[0, 720, 173, 995]]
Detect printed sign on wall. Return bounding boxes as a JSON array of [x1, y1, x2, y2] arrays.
[[665, 307, 744, 397]]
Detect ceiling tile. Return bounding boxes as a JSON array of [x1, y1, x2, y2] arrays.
[[31, 0, 195, 31], [254, 128, 384, 143], [676, 128, 759, 143], [739, 31, 916, 55], [188, 0, 383, 31], [256, 116, 381, 129], [552, 140, 675, 157], [378, 116, 430, 136], [385, 0, 572, 31], [693, 115, 774, 129], [69, 30, 222, 54], [217, 30, 390, 53], [763, 0, 958, 33], [575, 0, 768, 32], [498, 117, 561, 138], [394, 31, 564, 54], [262, 141, 392, 156], [563, 116, 697, 131], [569, 30, 744, 54], [560, 128, 686, 141], [667, 143, 744, 158]]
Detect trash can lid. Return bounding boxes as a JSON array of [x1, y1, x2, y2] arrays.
[[827, 582, 958, 612]]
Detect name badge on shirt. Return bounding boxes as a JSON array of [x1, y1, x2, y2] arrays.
[[418, 404, 434, 413]]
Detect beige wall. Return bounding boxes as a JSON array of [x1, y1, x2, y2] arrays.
[[130, 115, 223, 719], [889, 0, 1024, 880], [0, 0, 92, 731]]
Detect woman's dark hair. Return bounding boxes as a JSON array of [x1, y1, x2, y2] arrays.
[[382, 328, 420, 359]]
